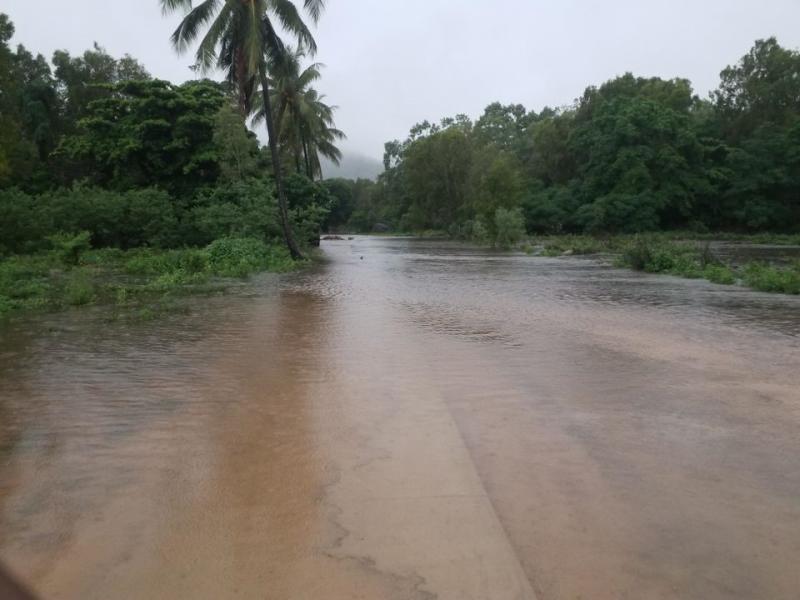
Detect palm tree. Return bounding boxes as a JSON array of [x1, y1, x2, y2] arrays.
[[160, 0, 326, 259], [255, 48, 345, 180], [298, 87, 346, 179]]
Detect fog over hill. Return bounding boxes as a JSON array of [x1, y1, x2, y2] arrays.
[[321, 152, 383, 181]]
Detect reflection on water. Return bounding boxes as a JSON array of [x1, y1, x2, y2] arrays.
[[1, 237, 799, 599]]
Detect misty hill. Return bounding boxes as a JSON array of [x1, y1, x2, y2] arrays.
[[321, 152, 383, 181]]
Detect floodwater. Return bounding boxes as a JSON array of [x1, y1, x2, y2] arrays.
[[1, 237, 799, 600]]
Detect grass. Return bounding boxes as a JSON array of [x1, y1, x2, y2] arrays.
[[0, 237, 304, 319], [615, 236, 800, 294], [527, 233, 800, 295], [741, 262, 800, 294]]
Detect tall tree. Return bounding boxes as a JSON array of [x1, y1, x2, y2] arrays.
[[298, 87, 345, 179], [254, 48, 344, 179], [713, 38, 800, 142], [52, 44, 150, 132], [161, 0, 326, 259]]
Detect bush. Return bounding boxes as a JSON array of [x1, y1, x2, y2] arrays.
[[206, 237, 294, 278], [124, 248, 209, 276], [620, 236, 655, 271], [620, 237, 703, 276], [189, 179, 280, 245], [577, 192, 662, 233], [450, 219, 490, 244], [64, 272, 94, 306], [0, 255, 52, 300], [742, 262, 800, 294], [494, 208, 526, 248], [704, 264, 737, 285], [0, 186, 179, 252], [291, 203, 330, 247], [0, 188, 54, 254], [521, 185, 574, 234], [49, 231, 92, 266], [120, 189, 179, 248]]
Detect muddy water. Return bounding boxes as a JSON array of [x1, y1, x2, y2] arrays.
[[1, 237, 799, 600]]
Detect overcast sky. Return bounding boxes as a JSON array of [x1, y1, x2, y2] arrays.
[[5, 0, 800, 163]]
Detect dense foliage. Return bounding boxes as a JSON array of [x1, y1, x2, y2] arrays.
[[325, 38, 800, 241], [0, 12, 338, 265]]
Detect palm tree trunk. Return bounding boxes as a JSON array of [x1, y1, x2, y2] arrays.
[[301, 134, 313, 180], [259, 63, 303, 260]]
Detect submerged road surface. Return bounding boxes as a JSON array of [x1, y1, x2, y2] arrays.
[[1, 237, 799, 599]]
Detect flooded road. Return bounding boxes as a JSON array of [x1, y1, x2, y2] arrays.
[[1, 236, 799, 599]]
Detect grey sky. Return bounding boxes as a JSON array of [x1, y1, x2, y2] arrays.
[[5, 0, 800, 164]]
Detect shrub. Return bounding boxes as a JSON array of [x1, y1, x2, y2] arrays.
[[1, 186, 179, 251], [704, 264, 737, 285], [494, 208, 526, 248], [521, 185, 574, 234], [742, 262, 800, 294], [452, 219, 491, 244], [189, 179, 280, 245], [577, 192, 661, 234], [124, 248, 210, 276], [291, 203, 330, 247], [64, 272, 94, 306], [0, 295, 14, 317], [206, 237, 293, 278], [620, 236, 655, 271], [0, 188, 53, 254], [49, 231, 92, 266], [119, 189, 178, 248]]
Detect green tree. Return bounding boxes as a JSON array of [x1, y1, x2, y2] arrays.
[[0, 15, 38, 187], [52, 43, 150, 131], [402, 123, 474, 230], [254, 49, 345, 180], [570, 75, 713, 232], [58, 79, 226, 194], [161, 0, 327, 259], [713, 38, 800, 142], [473, 102, 535, 159], [710, 39, 800, 231], [323, 177, 355, 229], [468, 147, 525, 229], [214, 102, 260, 181]]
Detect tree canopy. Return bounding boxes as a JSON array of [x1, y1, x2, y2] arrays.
[[327, 38, 800, 237]]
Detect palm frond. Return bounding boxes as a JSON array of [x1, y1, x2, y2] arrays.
[[269, 0, 317, 55], [161, 0, 194, 16], [170, 0, 220, 52], [192, 3, 233, 70], [304, 0, 325, 23]]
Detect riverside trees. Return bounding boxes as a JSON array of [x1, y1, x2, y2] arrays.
[[332, 38, 800, 239]]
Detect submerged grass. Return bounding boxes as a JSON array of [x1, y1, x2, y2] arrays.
[[614, 236, 800, 294], [529, 233, 800, 295], [0, 237, 304, 319]]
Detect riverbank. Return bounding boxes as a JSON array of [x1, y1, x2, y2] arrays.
[[528, 234, 800, 295], [0, 237, 303, 320]]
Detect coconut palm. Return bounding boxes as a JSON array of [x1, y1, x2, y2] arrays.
[[255, 48, 345, 179], [298, 88, 345, 179], [160, 0, 326, 259]]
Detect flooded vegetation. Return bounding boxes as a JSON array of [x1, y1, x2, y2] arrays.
[[2, 237, 799, 599]]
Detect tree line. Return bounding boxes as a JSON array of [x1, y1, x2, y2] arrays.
[[325, 38, 800, 242], [0, 3, 343, 257]]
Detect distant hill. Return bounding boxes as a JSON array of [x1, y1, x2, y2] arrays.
[[321, 151, 383, 181]]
